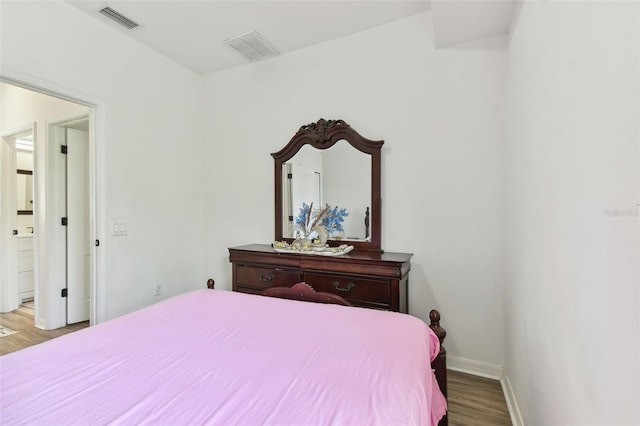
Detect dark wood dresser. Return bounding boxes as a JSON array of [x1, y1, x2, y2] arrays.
[[229, 244, 412, 313]]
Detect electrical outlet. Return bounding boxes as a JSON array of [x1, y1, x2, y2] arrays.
[[154, 284, 161, 296]]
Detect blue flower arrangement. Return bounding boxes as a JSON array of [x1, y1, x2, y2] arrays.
[[295, 202, 349, 237], [294, 202, 313, 229], [322, 206, 349, 235]]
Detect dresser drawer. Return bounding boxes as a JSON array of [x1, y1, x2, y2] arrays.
[[229, 245, 411, 313], [235, 265, 302, 291], [304, 273, 391, 309], [17, 251, 34, 273], [18, 270, 34, 293], [17, 237, 33, 252]]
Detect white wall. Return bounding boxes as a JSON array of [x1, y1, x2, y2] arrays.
[[1, 1, 205, 322], [505, 1, 639, 424], [16, 150, 33, 170], [323, 142, 370, 240], [203, 12, 507, 367]]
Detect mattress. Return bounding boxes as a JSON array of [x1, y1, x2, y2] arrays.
[[0, 289, 446, 425]]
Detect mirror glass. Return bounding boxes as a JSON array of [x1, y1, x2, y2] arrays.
[[282, 140, 371, 241], [16, 136, 34, 215], [16, 171, 33, 213]]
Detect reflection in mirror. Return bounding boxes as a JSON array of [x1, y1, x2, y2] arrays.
[[282, 141, 371, 241], [16, 136, 34, 215], [17, 170, 33, 214]]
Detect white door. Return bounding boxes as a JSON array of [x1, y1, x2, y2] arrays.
[[290, 163, 321, 235], [65, 128, 89, 324]]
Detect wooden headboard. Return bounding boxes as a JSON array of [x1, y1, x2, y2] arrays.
[[262, 282, 353, 306]]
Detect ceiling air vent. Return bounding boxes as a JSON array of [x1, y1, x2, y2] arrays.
[[224, 31, 279, 63], [98, 7, 140, 30]]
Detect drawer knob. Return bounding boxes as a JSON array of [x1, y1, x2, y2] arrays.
[[332, 281, 356, 292], [259, 274, 273, 283]]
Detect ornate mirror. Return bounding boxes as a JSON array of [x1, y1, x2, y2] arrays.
[[272, 119, 382, 252]]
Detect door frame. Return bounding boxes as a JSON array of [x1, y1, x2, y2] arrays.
[[0, 74, 106, 328]]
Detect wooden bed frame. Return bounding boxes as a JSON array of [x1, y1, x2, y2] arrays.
[[206, 279, 448, 425]]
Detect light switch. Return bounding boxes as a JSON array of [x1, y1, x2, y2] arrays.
[[112, 220, 127, 236]]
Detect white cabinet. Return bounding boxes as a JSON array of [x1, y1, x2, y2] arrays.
[[17, 236, 34, 302]]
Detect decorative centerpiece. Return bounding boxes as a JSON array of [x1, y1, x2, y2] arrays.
[[272, 240, 354, 256], [272, 202, 353, 255], [294, 202, 349, 249]]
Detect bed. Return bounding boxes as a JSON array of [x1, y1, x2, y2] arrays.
[[0, 284, 447, 425]]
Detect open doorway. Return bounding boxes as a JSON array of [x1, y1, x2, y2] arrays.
[[0, 81, 96, 333], [1, 124, 35, 314]]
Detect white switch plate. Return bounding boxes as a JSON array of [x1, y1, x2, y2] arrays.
[[111, 220, 127, 236]]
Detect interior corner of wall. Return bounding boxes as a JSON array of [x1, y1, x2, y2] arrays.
[[500, 370, 525, 426]]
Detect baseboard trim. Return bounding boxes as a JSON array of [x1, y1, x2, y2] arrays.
[[447, 355, 503, 380], [35, 317, 46, 330], [500, 373, 524, 426], [446, 356, 524, 425]]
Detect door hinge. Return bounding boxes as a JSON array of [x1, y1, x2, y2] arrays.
[[287, 173, 293, 179], [95, 239, 100, 247], [61, 217, 68, 226], [288, 215, 294, 222], [61, 288, 68, 298], [61, 145, 68, 154]]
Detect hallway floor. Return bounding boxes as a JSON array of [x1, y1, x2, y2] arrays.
[[0, 302, 88, 356]]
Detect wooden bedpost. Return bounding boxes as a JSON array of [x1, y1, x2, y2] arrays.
[[206, 279, 215, 289], [430, 309, 448, 426]]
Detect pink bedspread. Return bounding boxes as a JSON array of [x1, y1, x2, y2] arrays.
[[0, 289, 446, 425]]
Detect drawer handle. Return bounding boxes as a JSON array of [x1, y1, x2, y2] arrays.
[[259, 274, 273, 283], [332, 281, 356, 292]]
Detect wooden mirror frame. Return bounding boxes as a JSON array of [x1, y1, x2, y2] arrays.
[[272, 118, 383, 252]]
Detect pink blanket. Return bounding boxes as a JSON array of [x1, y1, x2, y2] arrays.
[[0, 289, 446, 425]]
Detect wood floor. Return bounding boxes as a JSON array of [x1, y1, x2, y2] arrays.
[[1, 307, 511, 425], [0, 302, 88, 356], [448, 370, 512, 425]]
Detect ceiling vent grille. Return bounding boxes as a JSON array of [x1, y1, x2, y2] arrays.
[[98, 7, 140, 30], [224, 31, 279, 63]]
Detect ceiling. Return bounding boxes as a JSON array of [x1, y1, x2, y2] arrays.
[[67, 0, 517, 75]]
